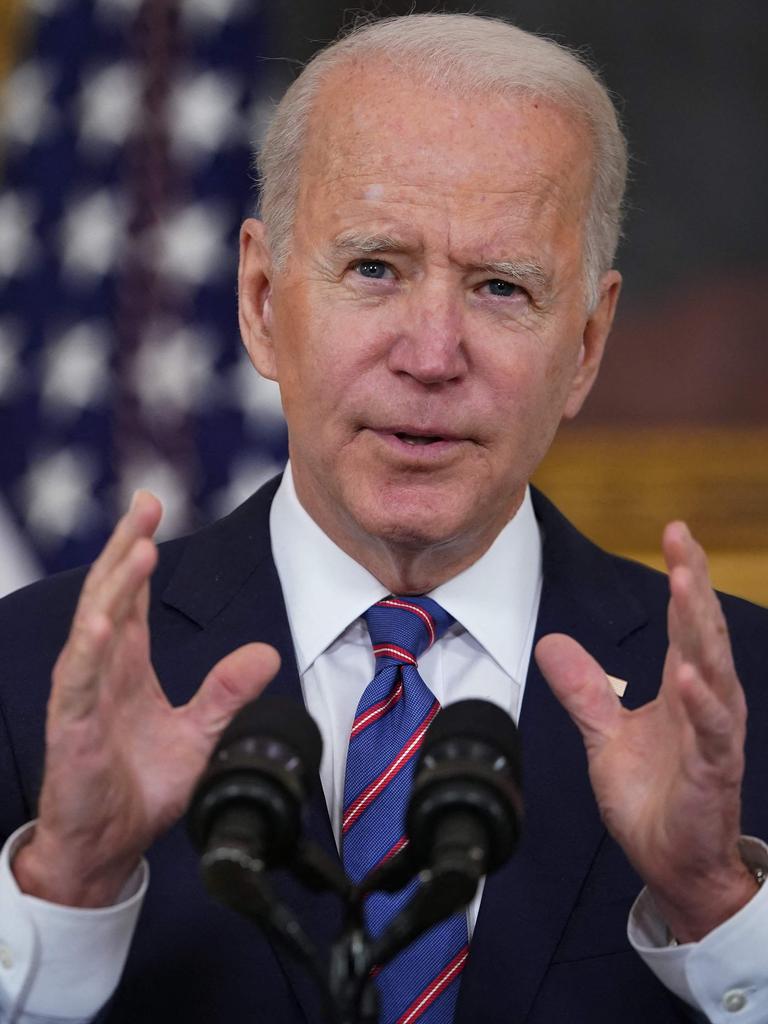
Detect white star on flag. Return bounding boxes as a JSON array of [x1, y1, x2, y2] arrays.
[[18, 449, 102, 546], [156, 202, 234, 286], [78, 63, 141, 151], [170, 70, 242, 161], [40, 322, 112, 418], [132, 321, 219, 422], [60, 190, 126, 280]]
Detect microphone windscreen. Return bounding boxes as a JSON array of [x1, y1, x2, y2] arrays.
[[214, 695, 323, 776], [420, 698, 521, 774]]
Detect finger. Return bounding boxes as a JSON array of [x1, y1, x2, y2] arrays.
[[49, 609, 113, 719], [184, 643, 281, 742], [675, 661, 745, 768], [535, 634, 622, 747], [662, 521, 709, 579], [53, 539, 158, 719], [668, 564, 734, 679], [663, 522, 717, 646], [90, 536, 158, 630], [663, 522, 736, 697], [69, 534, 157, 665], [79, 492, 162, 609]]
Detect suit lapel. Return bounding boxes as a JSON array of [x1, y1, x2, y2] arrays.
[[456, 490, 658, 1023], [158, 481, 667, 1024], [160, 477, 341, 1024]]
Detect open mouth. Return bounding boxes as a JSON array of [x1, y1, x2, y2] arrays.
[[395, 432, 444, 446]]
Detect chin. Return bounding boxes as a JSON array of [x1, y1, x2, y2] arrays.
[[347, 486, 472, 552]]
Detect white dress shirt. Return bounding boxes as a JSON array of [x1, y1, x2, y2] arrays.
[[1, 464, 767, 1024], [270, 464, 541, 857]]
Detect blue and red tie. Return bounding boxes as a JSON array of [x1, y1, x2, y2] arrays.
[[342, 596, 469, 1024]]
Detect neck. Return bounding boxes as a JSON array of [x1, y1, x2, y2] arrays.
[[290, 470, 524, 595], [338, 532, 502, 595]]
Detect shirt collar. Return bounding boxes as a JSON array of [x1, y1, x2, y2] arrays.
[[270, 463, 542, 682]]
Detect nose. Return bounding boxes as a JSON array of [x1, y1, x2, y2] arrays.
[[386, 279, 468, 385]]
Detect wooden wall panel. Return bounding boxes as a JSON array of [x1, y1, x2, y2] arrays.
[[533, 428, 768, 606]]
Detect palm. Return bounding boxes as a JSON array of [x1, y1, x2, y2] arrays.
[[17, 493, 279, 907], [536, 522, 751, 942]]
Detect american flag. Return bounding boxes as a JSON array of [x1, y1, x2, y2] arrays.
[[0, 0, 289, 597]]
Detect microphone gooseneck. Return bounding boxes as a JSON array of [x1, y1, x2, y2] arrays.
[[366, 699, 524, 969]]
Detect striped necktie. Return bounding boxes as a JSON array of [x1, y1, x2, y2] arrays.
[[342, 596, 470, 1024]]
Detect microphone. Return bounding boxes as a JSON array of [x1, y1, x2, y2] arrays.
[[407, 697, 523, 878], [364, 699, 523, 966], [186, 695, 322, 878]]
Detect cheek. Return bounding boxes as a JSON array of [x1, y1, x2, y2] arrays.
[[484, 338, 579, 446]]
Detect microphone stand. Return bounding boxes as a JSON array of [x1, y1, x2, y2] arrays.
[[327, 813, 489, 1024], [200, 828, 484, 1024], [190, 697, 522, 1022]]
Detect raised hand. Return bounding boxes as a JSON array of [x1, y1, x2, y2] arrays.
[[13, 492, 280, 907], [536, 522, 757, 943]]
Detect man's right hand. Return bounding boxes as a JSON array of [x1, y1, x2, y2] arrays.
[[12, 491, 280, 908]]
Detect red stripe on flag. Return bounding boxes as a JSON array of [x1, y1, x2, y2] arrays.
[[342, 701, 439, 834]]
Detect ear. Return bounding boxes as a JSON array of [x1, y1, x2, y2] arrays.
[[562, 269, 622, 420], [238, 217, 278, 381]]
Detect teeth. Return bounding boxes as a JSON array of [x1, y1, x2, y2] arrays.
[[398, 434, 440, 445]]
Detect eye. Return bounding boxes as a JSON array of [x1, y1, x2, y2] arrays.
[[484, 279, 520, 298], [353, 259, 391, 279]]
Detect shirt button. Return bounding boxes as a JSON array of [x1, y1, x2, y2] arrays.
[[723, 989, 748, 1012], [0, 942, 13, 969]]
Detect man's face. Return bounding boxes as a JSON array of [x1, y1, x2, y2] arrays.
[[240, 61, 620, 581]]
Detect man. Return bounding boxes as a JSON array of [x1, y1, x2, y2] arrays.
[[0, 12, 766, 1024]]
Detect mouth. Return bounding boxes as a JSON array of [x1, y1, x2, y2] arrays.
[[394, 432, 445, 446], [368, 426, 467, 458]]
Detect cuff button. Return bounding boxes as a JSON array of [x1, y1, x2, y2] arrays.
[[723, 990, 747, 1013]]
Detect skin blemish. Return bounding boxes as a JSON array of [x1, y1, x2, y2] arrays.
[[364, 184, 385, 200]]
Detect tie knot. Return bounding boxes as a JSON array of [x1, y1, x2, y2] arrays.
[[364, 595, 454, 667]]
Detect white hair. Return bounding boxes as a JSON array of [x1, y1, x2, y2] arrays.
[[258, 13, 628, 311]]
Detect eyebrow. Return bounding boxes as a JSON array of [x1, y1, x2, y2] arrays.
[[329, 231, 419, 258], [476, 259, 552, 295]]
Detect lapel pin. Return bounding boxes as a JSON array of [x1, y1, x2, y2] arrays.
[[607, 675, 628, 698]]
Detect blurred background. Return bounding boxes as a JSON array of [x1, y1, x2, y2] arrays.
[[0, 0, 766, 601]]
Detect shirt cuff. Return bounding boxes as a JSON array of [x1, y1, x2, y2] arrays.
[[0, 822, 148, 1020], [629, 837, 768, 1023]]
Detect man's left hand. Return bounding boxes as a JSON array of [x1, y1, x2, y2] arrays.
[[536, 522, 757, 943]]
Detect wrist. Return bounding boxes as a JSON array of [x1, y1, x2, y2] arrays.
[[656, 854, 763, 944], [12, 826, 139, 908]]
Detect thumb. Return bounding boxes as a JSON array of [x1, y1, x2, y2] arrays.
[[535, 634, 621, 747], [185, 642, 281, 742]]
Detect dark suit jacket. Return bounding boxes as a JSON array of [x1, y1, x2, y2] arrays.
[[1, 479, 766, 1023]]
